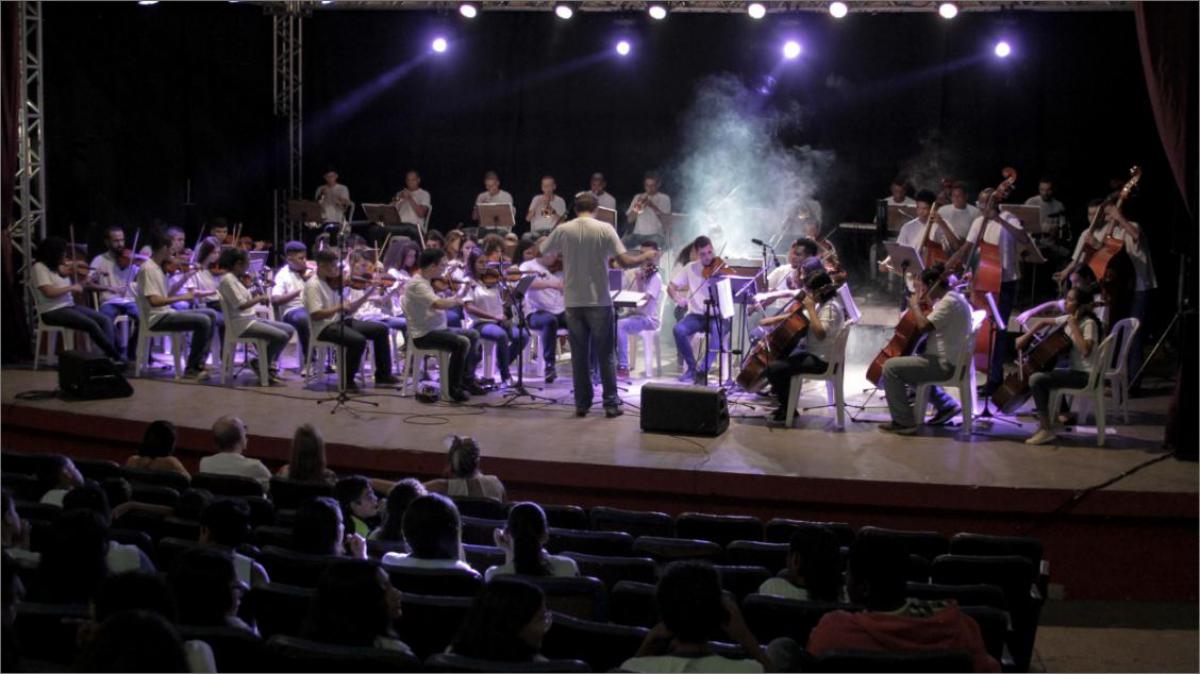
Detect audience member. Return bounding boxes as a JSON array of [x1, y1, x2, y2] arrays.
[[335, 475, 380, 538], [292, 496, 367, 559], [369, 478, 426, 543], [1, 490, 38, 567], [381, 494, 474, 572], [199, 498, 270, 586], [806, 540, 1000, 672], [302, 559, 412, 654], [757, 527, 845, 602], [37, 454, 84, 506], [423, 436, 506, 501], [29, 509, 109, 604], [198, 416, 271, 487], [175, 488, 214, 522], [485, 502, 578, 581], [276, 423, 336, 485], [74, 610, 192, 673], [450, 579, 550, 662], [125, 420, 190, 478], [168, 547, 255, 635]]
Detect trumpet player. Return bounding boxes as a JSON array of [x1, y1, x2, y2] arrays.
[[624, 172, 671, 248], [472, 170, 514, 228], [391, 169, 432, 241], [526, 175, 567, 237], [315, 168, 352, 225]]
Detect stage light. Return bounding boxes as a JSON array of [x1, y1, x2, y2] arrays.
[[615, 40, 631, 56], [994, 40, 1012, 58], [555, 3, 574, 20], [137, 0, 159, 5], [648, 4, 667, 20], [782, 40, 802, 59], [431, 37, 448, 53], [747, 3, 766, 19], [829, 2, 848, 18], [459, 3, 478, 18], [319, 0, 334, 4], [938, 2, 958, 19]]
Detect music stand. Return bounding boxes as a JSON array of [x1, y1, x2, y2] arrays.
[[595, 207, 618, 229], [975, 291, 1019, 428], [883, 242, 925, 277], [498, 273, 556, 407], [288, 200, 325, 230], [885, 204, 914, 233], [1000, 204, 1045, 235], [478, 203, 515, 234]]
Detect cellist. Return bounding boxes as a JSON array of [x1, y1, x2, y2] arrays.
[[761, 270, 844, 424], [1022, 283, 1102, 445]]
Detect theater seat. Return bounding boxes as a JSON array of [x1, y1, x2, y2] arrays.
[[121, 467, 191, 492], [366, 538, 409, 559], [542, 612, 648, 672], [631, 536, 722, 564], [676, 512, 764, 546], [808, 649, 974, 672], [541, 504, 589, 531], [1, 472, 41, 501], [547, 528, 635, 557], [13, 602, 90, 665], [450, 495, 510, 521], [191, 472, 266, 498], [725, 540, 789, 573], [931, 554, 1040, 673], [959, 605, 1009, 664], [73, 457, 122, 481], [1, 451, 61, 478], [740, 594, 862, 646], [560, 551, 657, 590], [268, 477, 334, 511], [258, 546, 340, 587], [462, 543, 505, 572], [384, 564, 483, 597], [253, 525, 294, 549], [497, 575, 608, 622], [906, 582, 1007, 611], [609, 581, 658, 627], [460, 516, 505, 546], [766, 518, 856, 548], [247, 582, 315, 638], [589, 506, 673, 539], [424, 653, 590, 672], [264, 634, 420, 672], [714, 564, 772, 601], [178, 625, 265, 673], [394, 593, 473, 660], [130, 484, 180, 508], [858, 526, 950, 562]]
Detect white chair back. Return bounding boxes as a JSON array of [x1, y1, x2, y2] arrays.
[[1105, 317, 1140, 377], [1085, 333, 1119, 392], [837, 284, 862, 324]]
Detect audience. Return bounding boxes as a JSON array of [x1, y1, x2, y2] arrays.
[[198, 416, 271, 487], [1, 490, 38, 567], [485, 502, 579, 581], [423, 436, 506, 502], [198, 498, 270, 586], [381, 493, 474, 572], [450, 579, 550, 662], [29, 509, 109, 604], [369, 478, 426, 543], [125, 420, 190, 478], [757, 527, 845, 602], [334, 475, 380, 538], [622, 561, 775, 673], [62, 482, 156, 573], [37, 454, 84, 506], [303, 559, 413, 654], [175, 488, 215, 522], [806, 539, 1000, 673], [74, 610, 193, 673], [168, 547, 255, 635], [276, 423, 336, 485], [292, 496, 367, 559]]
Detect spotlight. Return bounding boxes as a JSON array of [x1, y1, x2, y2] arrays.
[[137, 0, 159, 5], [993, 40, 1012, 58], [431, 37, 448, 53], [319, 0, 334, 4], [747, 3, 766, 19], [459, 3, 477, 18], [829, 2, 848, 18], [648, 4, 667, 20], [554, 3, 574, 20], [615, 40, 631, 56], [938, 2, 958, 19], [782, 40, 802, 59]]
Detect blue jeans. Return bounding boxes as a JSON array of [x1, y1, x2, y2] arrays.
[[565, 306, 619, 410], [477, 321, 528, 381], [150, 310, 214, 372], [528, 310, 568, 373], [672, 312, 730, 373], [616, 315, 656, 370], [240, 319, 296, 369], [98, 301, 139, 358], [41, 305, 121, 361], [413, 328, 482, 390], [281, 308, 310, 367], [318, 319, 393, 382], [446, 306, 464, 329]]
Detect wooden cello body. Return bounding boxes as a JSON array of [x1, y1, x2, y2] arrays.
[[737, 300, 810, 393], [969, 240, 1004, 370], [865, 300, 931, 386], [991, 324, 1073, 414]]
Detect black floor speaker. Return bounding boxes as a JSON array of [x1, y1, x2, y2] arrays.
[[640, 383, 729, 437], [58, 350, 133, 400]]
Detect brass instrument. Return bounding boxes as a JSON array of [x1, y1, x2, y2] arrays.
[[631, 194, 650, 214]]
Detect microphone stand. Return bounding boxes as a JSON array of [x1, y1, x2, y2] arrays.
[[316, 232, 381, 415], [498, 271, 556, 407]]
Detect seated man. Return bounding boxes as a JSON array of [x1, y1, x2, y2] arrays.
[[880, 264, 970, 434], [668, 236, 731, 384], [90, 225, 141, 359], [198, 416, 271, 488], [216, 247, 295, 383], [762, 270, 844, 423], [271, 241, 313, 368], [137, 227, 216, 380], [519, 239, 568, 383], [403, 248, 486, 402], [807, 539, 999, 672], [758, 526, 845, 602], [616, 241, 663, 380]]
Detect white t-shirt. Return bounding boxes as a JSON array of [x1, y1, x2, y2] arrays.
[[966, 212, 1023, 283], [621, 655, 763, 673], [317, 183, 351, 223], [803, 298, 844, 363], [272, 265, 308, 317], [484, 554, 579, 581], [476, 190, 514, 227], [188, 269, 220, 297], [621, 270, 662, 327], [303, 275, 341, 338], [527, 195, 567, 234], [627, 193, 672, 236], [198, 451, 271, 487], [465, 283, 505, 321], [591, 191, 618, 212], [137, 258, 173, 328], [1053, 314, 1101, 372], [937, 204, 981, 241], [1024, 195, 1066, 233], [218, 273, 261, 337], [1071, 224, 1157, 291], [758, 577, 810, 601], [31, 262, 73, 314], [540, 217, 626, 308], [896, 218, 926, 249], [519, 259, 565, 316], [766, 264, 795, 292], [90, 252, 137, 305], [925, 291, 973, 364], [671, 261, 712, 316], [886, 196, 917, 208], [107, 541, 154, 573], [402, 275, 447, 340], [380, 553, 476, 573], [396, 188, 432, 229]]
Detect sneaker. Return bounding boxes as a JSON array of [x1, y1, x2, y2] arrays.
[[499, 378, 514, 389], [617, 367, 631, 381], [928, 405, 962, 427], [465, 381, 488, 396], [375, 375, 400, 387], [544, 369, 558, 384], [575, 408, 588, 418], [604, 406, 624, 419], [879, 422, 918, 435], [449, 389, 470, 403], [677, 369, 697, 383], [1025, 429, 1058, 445], [182, 368, 210, 381]]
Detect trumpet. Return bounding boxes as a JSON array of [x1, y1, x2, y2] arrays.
[[632, 194, 650, 214], [539, 195, 557, 218]]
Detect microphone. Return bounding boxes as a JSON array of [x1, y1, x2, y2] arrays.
[[751, 238, 773, 248]]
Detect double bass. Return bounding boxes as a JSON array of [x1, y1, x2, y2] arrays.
[[1073, 166, 1141, 316]]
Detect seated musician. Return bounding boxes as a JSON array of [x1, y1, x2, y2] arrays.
[[464, 247, 529, 388], [1016, 265, 1099, 329], [519, 238, 568, 383], [1022, 284, 1102, 445], [90, 225, 141, 359], [403, 248, 486, 402], [188, 236, 226, 343], [31, 236, 125, 365], [345, 250, 407, 335], [878, 190, 940, 283], [138, 227, 216, 380], [880, 264, 972, 435], [669, 236, 731, 384], [758, 238, 822, 314], [215, 247, 296, 383], [616, 241, 664, 381], [303, 248, 398, 390], [271, 241, 314, 368], [762, 270, 844, 423]]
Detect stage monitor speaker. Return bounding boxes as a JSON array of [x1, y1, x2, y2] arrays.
[[640, 383, 729, 437], [57, 350, 133, 400]]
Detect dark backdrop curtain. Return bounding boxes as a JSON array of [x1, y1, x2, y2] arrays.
[[2, 1, 32, 363]]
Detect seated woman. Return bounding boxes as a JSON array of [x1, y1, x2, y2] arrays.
[[380, 494, 474, 572], [760, 270, 845, 423], [423, 436, 506, 502], [484, 502, 578, 581], [302, 559, 412, 654], [757, 527, 845, 602], [449, 579, 551, 663], [369, 479, 427, 543], [276, 423, 337, 485], [1022, 285, 1103, 446], [126, 420, 190, 479], [334, 476, 380, 539]]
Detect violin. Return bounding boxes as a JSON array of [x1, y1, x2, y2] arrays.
[[237, 236, 271, 252], [348, 274, 395, 291], [701, 256, 734, 279], [479, 267, 524, 287]]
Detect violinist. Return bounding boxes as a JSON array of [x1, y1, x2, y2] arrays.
[[403, 248, 486, 401], [439, 230, 469, 328], [464, 247, 528, 387], [762, 270, 844, 424], [216, 247, 296, 384], [187, 236, 226, 344], [302, 248, 398, 390], [1022, 284, 1102, 446], [31, 236, 125, 365], [668, 235, 730, 384], [90, 225, 141, 358], [208, 219, 230, 247], [137, 227, 216, 380], [345, 250, 407, 335], [623, 173, 670, 248], [880, 264, 972, 435], [519, 236, 567, 383], [526, 175, 567, 237], [616, 241, 664, 381], [758, 238, 822, 314], [271, 241, 315, 367]]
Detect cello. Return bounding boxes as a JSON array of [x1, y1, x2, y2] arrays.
[[736, 286, 820, 393], [990, 323, 1073, 414]]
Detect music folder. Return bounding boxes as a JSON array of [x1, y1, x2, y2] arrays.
[[611, 290, 648, 309], [287, 199, 324, 226], [1000, 204, 1045, 235]]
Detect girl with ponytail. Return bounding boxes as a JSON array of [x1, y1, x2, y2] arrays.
[[484, 502, 579, 581]]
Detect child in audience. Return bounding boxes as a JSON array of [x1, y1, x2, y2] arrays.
[[303, 559, 413, 654], [335, 475, 380, 538], [37, 455, 84, 506], [806, 539, 1000, 672], [168, 547, 255, 635], [198, 498, 270, 587], [423, 436, 506, 501], [292, 496, 367, 560], [450, 579, 551, 662], [485, 502, 578, 581], [125, 420, 190, 478], [369, 479, 426, 543], [380, 494, 475, 572], [62, 482, 156, 573], [277, 423, 337, 485], [757, 527, 846, 602]]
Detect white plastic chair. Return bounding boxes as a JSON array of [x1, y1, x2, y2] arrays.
[[914, 309, 985, 435], [304, 316, 369, 389], [1049, 333, 1119, 447], [30, 288, 77, 370], [1104, 318, 1140, 422], [402, 345, 451, 400], [91, 293, 131, 358], [217, 293, 271, 386], [626, 299, 665, 378], [132, 293, 184, 380], [838, 283, 862, 324], [784, 319, 858, 429]]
